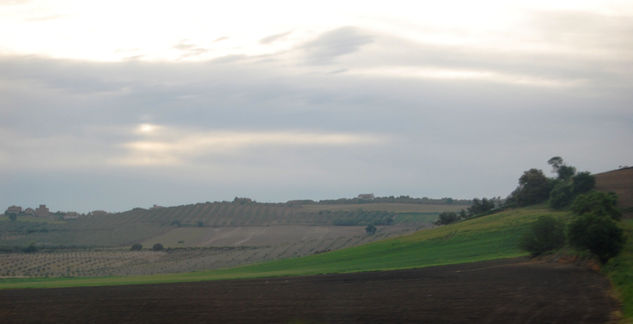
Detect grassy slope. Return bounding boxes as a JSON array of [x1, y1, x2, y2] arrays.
[[604, 218, 633, 321], [0, 206, 564, 289]]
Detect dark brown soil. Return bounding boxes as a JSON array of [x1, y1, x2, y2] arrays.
[[595, 167, 633, 218], [0, 258, 618, 323]]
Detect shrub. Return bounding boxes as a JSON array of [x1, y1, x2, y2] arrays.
[[548, 181, 575, 209], [519, 216, 565, 256], [365, 224, 376, 235], [568, 213, 624, 263], [152, 243, 164, 251], [571, 191, 621, 220], [435, 212, 458, 225], [130, 243, 143, 251], [23, 243, 38, 253]]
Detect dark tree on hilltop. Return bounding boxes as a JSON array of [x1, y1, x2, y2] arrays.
[[509, 169, 552, 206], [548, 156, 576, 181], [365, 224, 377, 235]]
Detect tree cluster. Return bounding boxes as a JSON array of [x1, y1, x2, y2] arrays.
[[519, 186, 625, 263]]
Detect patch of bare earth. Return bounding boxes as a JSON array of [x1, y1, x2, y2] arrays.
[[0, 258, 618, 323]]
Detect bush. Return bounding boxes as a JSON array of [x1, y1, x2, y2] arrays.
[[365, 224, 376, 235], [22, 243, 38, 253], [519, 216, 565, 256], [130, 243, 143, 251], [571, 191, 621, 220], [152, 243, 164, 251], [568, 213, 624, 263], [435, 212, 458, 225], [548, 181, 575, 209]]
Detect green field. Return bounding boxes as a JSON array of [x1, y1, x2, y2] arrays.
[[0, 205, 564, 289]]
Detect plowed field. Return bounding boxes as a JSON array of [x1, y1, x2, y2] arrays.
[[595, 167, 633, 218], [0, 258, 617, 323]]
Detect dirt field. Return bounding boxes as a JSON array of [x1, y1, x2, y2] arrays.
[[0, 258, 617, 323], [595, 167, 633, 218]]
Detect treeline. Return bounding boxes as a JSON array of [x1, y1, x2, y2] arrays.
[[435, 197, 503, 225], [310, 196, 471, 205]]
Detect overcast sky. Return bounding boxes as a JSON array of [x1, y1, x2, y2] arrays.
[[1, 0, 632, 212]]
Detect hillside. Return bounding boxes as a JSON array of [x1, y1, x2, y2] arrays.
[[595, 167, 633, 218], [0, 201, 464, 248], [0, 205, 566, 289]]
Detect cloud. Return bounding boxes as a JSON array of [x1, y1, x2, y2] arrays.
[[260, 31, 292, 44], [112, 124, 388, 166], [173, 41, 209, 59], [301, 26, 374, 64], [1, 12, 632, 212]]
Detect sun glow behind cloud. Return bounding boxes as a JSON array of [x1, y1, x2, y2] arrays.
[[111, 124, 388, 166]]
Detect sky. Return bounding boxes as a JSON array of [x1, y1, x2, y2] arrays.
[[1, 0, 632, 212]]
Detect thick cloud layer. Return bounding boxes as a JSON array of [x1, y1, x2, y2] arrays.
[[1, 7, 632, 212]]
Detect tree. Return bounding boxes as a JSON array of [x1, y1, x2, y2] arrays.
[[572, 172, 595, 194], [365, 224, 376, 235], [548, 156, 576, 180], [8, 213, 17, 222], [435, 212, 458, 225], [547, 156, 564, 171], [130, 243, 143, 251], [468, 198, 495, 216], [519, 216, 565, 256], [152, 243, 164, 251], [568, 213, 624, 263], [170, 220, 181, 227], [197, 221, 204, 227], [571, 191, 621, 220], [509, 169, 552, 206]]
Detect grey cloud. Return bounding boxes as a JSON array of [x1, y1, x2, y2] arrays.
[[302, 26, 374, 64], [260, 31, 292, 44], [1, 34, 632, 211]]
